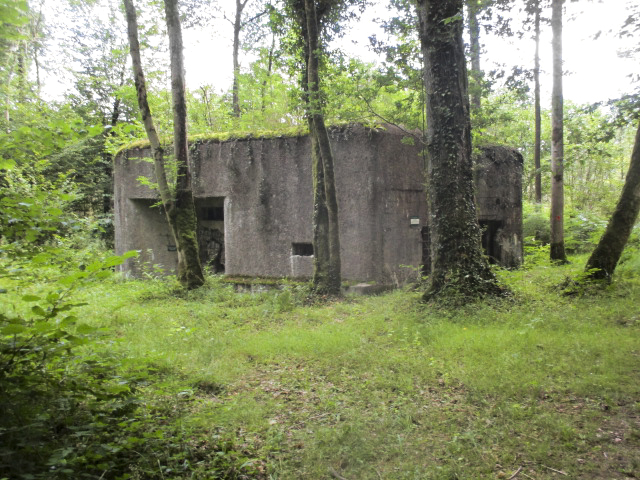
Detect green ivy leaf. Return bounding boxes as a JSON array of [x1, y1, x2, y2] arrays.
[[76, 324, 97, 334], [31, 305, 48, 317], [2, 324, 26, 335], [0, 157, 16, 170], [22, 294, 41, 302]]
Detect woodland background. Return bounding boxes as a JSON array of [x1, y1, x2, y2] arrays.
[[1, 0, 639, 478]]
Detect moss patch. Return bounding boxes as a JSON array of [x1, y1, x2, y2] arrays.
[[115, 122, 389, 157]]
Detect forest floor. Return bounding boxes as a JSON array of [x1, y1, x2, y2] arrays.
[[53, 256, 640, 478]]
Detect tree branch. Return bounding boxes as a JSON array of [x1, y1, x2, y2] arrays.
[[356, 92, 426, 146]]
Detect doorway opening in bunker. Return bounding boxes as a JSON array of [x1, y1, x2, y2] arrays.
[[197, 197, 225, 273], [480, 220, 503, 264]]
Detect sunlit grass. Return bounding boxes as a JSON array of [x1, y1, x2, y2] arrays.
[[66, 256, 640, 479]]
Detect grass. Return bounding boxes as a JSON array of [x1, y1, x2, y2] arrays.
[[40, 256, 640, 478]]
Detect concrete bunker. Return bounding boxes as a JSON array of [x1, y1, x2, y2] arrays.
[[114, 124, 523, 284]]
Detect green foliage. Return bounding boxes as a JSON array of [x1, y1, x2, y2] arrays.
[[69, 262, 640, 479], [323, 58, 424, 130], [0, 0, 29, 42], [564, 103, 628, 211], [0, 265, 260, 478], [523, 202, 611, 259], [474, 91, 636, 217], [0, 252, 134, 478], [1, 207, 259, 479]]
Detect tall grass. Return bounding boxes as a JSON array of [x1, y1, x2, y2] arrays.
[[67, 256, 640, 479]]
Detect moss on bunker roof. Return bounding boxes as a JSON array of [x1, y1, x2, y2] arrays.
[[116, 121, 391, 156]]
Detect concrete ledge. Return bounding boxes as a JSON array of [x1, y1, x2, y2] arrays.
[[344, 283, 393, 296]]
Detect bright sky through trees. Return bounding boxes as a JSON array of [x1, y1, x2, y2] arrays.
[[39, 0, 637, 106], [182, 0, 637, 105]]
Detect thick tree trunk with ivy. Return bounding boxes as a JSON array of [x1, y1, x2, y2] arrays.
[[124, 0, 204, 289], [303, 0, 341, 295], [533, 0, 542, 203], [585, 122, 640, 281], [416, 0, 502, 300], [550, 0, 567, 262]]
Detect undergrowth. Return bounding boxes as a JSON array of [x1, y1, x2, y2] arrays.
[[44, 251, 637, 480], [2, 244, 640, 478]]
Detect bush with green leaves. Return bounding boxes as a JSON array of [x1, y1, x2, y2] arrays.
[[522, 203, 609, 256], [0, 165, 261, 478]]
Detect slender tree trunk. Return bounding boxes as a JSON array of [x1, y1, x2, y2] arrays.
[[468, 0, 482, 111], [533, 0, 542, 203], [103, 63, 127, 224], [585, 122, 640, 281], [261, 34, 276, 113], [33, 50, 41, 93], [304, 0, 341, 295], [164, 0, 205, 288], [232, 0, 249, 118], [310, 119, 331, 290], [30, 0, 44, 94], [416, 0, 501, 300], [292, 3, 330, 290], [124, 0, 204, 289], [110, 64, 126, 127], [200, 85, 214, 128], [550, 0, 567, 262], [4, 51, 15, 130], [16, 41, 27, 103]]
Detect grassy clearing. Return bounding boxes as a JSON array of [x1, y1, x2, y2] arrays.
[[57, 257, 640, 478]]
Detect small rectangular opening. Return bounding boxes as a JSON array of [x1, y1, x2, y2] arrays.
[[292, 242, 314, 256], [203, 206, 224, 221]]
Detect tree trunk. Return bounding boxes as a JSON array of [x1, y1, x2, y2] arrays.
[[124, 0, 204, 289], [468, 0, 482, 111], [310, 121, 331, 290], [200, 85, 214, 128], [30, 0, 44, 94], [585, 122, 640, 281], [4, 50, 15, 130], [261, 34, 276, 113], [16, 41, 27, 103], [550, 0, 567, 262], [164, 0, 205, 289], [416, 0, 502, 300], [232, 0, 249, 118], [303, 0, 341, 295], [533, 0, 542, 203]]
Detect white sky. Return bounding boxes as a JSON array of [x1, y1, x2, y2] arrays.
[[41, 0, 638, 106], [182, 0, 638, 105]]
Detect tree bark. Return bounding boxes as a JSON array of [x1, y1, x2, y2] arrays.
[[468, 0, 482, 111], [533, 0, 542, 203], [585, 122, 640, 281], [301, 0, 342, 295], [124, 0, 204, 289], [232, 0, 249, 118], [550, 0, 567, 262], [164, 0, 205, 289], [416, 0, 502, 300], [261, 34, 276, 113], [310, 121, 331, 290]]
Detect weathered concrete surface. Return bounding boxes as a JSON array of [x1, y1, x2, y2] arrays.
[[114, 124, 522, 284], [474, 145, 524, 268], [344, 283, 394, 296]]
